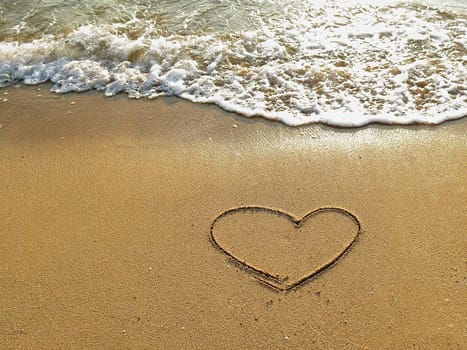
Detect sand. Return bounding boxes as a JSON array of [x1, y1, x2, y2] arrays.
[[0, 86, 465, 349]]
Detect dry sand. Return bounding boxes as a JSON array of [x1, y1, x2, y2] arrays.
[[0, 86, 466, 349]]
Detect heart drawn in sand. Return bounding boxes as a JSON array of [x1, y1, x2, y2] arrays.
[[210, 207, 361, 291]]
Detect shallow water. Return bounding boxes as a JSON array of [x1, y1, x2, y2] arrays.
[[0, 0, 466, 126]]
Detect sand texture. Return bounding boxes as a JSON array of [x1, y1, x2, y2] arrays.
[[0, 87, 466, 349]]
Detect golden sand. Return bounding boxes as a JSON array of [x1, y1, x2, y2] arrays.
[[0, 86, 465, 349]]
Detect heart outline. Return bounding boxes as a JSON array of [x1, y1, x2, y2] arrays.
[[210, 206, 361, 291]]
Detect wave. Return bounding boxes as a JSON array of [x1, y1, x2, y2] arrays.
[[0, 0, 466, 126]]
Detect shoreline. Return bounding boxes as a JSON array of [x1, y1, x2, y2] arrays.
[[0, 86, 466, 349]]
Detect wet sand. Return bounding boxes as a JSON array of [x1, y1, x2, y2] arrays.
[[0, 86, 465, 349]]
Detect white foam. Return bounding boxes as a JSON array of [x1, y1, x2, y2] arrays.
[[0, 1, 465, 126], [51, 60, 111, 93]]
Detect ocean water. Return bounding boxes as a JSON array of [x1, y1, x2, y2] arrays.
[[0, 0, 466, 126]]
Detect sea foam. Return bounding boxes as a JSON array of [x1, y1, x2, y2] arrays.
[[0, 0, 465, 126]]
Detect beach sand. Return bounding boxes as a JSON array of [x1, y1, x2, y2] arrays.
[[0, 86, 465, 349]]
